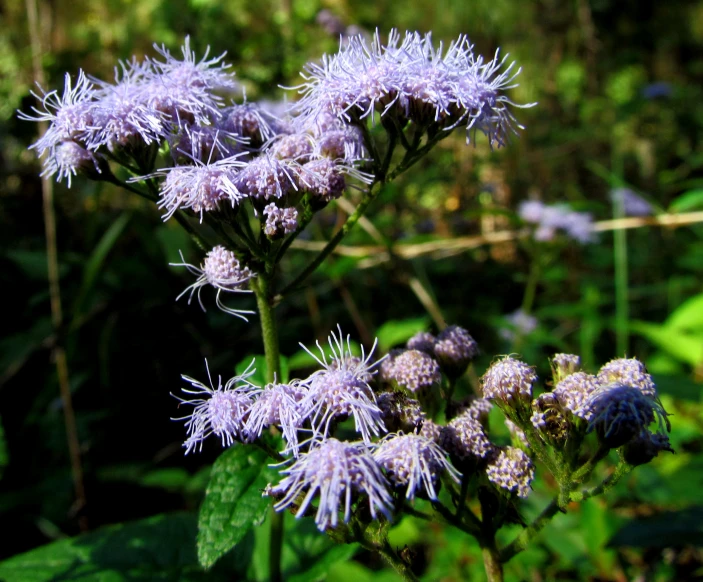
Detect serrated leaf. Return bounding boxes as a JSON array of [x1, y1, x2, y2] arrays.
[[375, 317, 430, 351], [608, 507, 703, 548], [0, 513, 235, 581], [197, 444, 277, 569]]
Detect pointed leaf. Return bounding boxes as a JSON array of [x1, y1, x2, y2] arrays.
[[630, 321, 703, 366], [197, 444, 277, 569], [666, 293, 703, 331], [669, 189, 703, 212]]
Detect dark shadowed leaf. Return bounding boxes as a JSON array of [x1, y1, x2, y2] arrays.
[[608, 507, 703, 548]]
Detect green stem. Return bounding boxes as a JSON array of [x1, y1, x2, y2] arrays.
[[481, 540, 504, 582], [371, 538, 420, 582], [613, 188, 629, 356], [276, 182, 381, 299], [251, 274, 283, 582]]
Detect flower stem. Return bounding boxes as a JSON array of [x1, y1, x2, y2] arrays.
[[252, 274, 283, 582], [482, 540, 505, 582]]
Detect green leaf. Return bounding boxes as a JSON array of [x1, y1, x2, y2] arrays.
[[140, 468, 191, 491], [608, 507, 703, 548], [197, 444, 277, 569], [630, 320, 703, 367], [651, 374, 703, 402], [669, 189, 703, 212], [236, 354, 289, 385], [666, 293, 703, 331], [282, 514, 358, 582], [375, 317, 430, 352], [71, 212, 131, 321], [0, 513, 236, 581]]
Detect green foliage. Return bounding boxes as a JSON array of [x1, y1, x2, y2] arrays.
[[609, 507, 703, 548], [197, 444, 277, 569], [0, 513, 240, 581]]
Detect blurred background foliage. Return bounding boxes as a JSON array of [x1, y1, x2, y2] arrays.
[[2, 0, 703, 580]]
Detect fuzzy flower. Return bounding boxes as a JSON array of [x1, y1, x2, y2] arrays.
[[268, 438, 392, 531], [610, 188, 653, 217], [171, 245, 255, 320], [440, 409, 495, 462], [245, 381, 308, 455], [518, 200, 595, 244], [172, 360, 256, 453], [384, 349, 441, 395], [19, 70, 98, 157], [150, 156, 247, 220], [597, 358, 657, 399], [406, 331, 436, 354], [481, 356, 537, 411], [553, 372, 600, 417], [146, 37, 238, 124], [263, 203, 299, 237], [374, 432, 460, 500], [486, 447, 534, 498], [420, 419, 442, 444], [269, 133, 316, 163], [42, 140, 107, 187], [235, 153, 302, 200], [219, 103, 280, 147], [622, 430, 674, 466], [292, 30, 529, 147], [581, 384, 669, 449], [499, 309, 538, 342], [434, 325, 478, 378], [299, 327, 386, 443], [172, 123, 244, 163], [550, 353, 581, 383]]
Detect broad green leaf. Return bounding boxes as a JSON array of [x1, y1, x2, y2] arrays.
[[608, 507, 703, 548], [375, 317, 430, 351], [666, 293, 703, 331], [197, 444, 277, 569], [0, 513, 236, 581], [669, 189, 703, 212], [630, 320, 703, 367]]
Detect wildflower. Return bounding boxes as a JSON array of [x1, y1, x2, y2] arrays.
[[518, 200, 595, 244], [219, 102, 280, 147], [420, 418, 442, 444], [299, 327, 385, 443], [245, 381, 308, 455], [581, 384, 669, 449], [486, 447, 534, 498], [268, 438, 392, 531], [172, 359, 256, 453], [171, 245, 255, 320], [553, 372, 600, 417], [597, 357, 657, 399], [269, 133, 316, 163], [235, 153, 302, 200], [550, 353, 581, 383], [464, 397, 493, 424], [374, 432, 460, 500], [263, 203, 299, 237], [151, 156, 247, 220], [610, 188, 653, 217], [499, 309, 538, 342], [384, 349, 441, 396], [530, 392, 570, 444], [480, 356, 536, 415], [622, 430, 674, 466], [434, 325, 478, 378], [42, 140, 107, 187], [406, 331, 436, 354], [440, 409, 495, 462], [172, 123, 244, 163]]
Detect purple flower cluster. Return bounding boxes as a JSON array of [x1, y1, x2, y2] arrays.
[[293, 30, 529, 147], [518, 200, 595, 244]]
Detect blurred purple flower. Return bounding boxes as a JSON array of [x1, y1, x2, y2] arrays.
[[610, 188, 653, 217]]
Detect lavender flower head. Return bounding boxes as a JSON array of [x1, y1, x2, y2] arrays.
[[440, 409, 495, 462], [499, 309, 538, 342], [374, 432, 460, 500], [171, 245, 255, 320], [553, 371, 600, 417], [406, 331, 436, 353], [292, 29, 530, 147], [172, 359, 256, 453], [610, 188, 653, 217], [581, 384, 669, 449], [383, 349, 441, 395], [434, 325, 478, 378], [481, 356, 537, 411], [268, 438, 392, 531], [299, 327, 385, 443], [550, 353, 581, 383], [597, 358, 657, 399], [486, 447, 535, 498], [245, 381, 308, 456], [263, 203, 299, 238]]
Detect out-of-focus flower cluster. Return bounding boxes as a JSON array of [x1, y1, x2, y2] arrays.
[[173, 325, 672, 533], [518, 200, 595, 243]]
